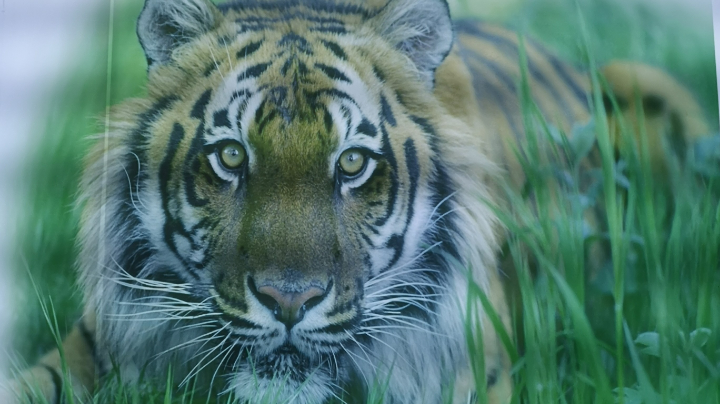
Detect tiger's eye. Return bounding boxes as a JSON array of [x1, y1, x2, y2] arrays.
[[339, 149, 365, 175], [220, 143, 246, 169]]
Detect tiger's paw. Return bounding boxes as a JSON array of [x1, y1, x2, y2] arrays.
[[2, 367, 60, 404]]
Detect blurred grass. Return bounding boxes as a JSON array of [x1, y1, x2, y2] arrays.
[[10, 0, 148, 364], [9, 0, 720, 402]]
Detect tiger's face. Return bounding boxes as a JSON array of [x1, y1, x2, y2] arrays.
[[87, 0, 471, 402], [172, 32, 412, 381]]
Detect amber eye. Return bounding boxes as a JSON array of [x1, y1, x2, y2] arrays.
[[338, 149, 366, 176], [219, 142, 246, 170]]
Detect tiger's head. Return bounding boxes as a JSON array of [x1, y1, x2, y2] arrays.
[[80, 0, 500, 402]]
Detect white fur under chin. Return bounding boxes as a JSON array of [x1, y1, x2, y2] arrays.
[[228, 364, 334, 404]]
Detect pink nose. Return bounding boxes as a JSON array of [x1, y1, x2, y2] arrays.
[[257, 285, 326, 326]]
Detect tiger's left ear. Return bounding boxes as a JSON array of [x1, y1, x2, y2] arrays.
[[374, 0, 454, 87]]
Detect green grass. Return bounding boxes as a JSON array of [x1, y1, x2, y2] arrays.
[[7, 0, 720, 403]]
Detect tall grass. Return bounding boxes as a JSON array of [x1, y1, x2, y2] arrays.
[[476, 22, 720, 402], [8, 0, 719, 403]]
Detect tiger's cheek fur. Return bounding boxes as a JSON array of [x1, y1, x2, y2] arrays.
[[339, 159, 394, 269]]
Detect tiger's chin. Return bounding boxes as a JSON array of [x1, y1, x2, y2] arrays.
[[228, 345, 339, 404]]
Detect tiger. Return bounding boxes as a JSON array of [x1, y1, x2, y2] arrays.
[[3, 0, 709, 403]]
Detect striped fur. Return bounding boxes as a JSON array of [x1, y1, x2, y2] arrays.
[[5, 0, 708, 403]]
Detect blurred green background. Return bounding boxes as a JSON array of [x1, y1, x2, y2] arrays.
[[7, 0, 719, 402]]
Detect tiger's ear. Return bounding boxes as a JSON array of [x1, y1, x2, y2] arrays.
[[374, 0, 454, 86], [137, 0, 220, 68]]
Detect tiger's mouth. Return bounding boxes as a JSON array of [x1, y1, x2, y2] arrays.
[[251, 344, 322, 380], [228, 341, 339, 383]]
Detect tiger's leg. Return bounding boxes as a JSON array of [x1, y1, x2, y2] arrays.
[[453, 268, 513, 404], [4, 313, 98, 403]]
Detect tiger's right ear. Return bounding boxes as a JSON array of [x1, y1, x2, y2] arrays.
[[137, 0, 220, 68], [373, 0, 454, 87]]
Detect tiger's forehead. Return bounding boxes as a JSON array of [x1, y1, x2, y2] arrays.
[[199, 30, 383, 179], [218, 0, 387, 32]]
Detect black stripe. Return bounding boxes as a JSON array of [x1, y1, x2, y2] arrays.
[[309, 88, 355, 103], [236, 40, 264, 59], [77, 319, 108, 379], [380, 95, 396, 127], [280, 58, 294, 76], [41, 365, 62, 404], [238, 62, 271, 81], [145, 267, 188, 286], [321, 40, 347, 60], [236, 23, 268, 32], [191, 89, 213, 120], [220, 0, 374, 17], [313, 25, 347, 34], [408, 116, 461, 260], [197, 220, 222, 268], [373, 124, 398, 227], [478, 29, 574, 121], [126, 96, 178, 184], [158, 123, 184, 213], [487, 368, 499, 387], [217, 35, 234, 47], [186, 89, 213, 208], [115, 238, 153, 279], [323, 107, 334, 134], [184, 122, 210, 208], [384, 234, 404, 271], [213, 109, 231, 128], [256, 109, 279, 135], [361, 232, 375, 248], [316, 63, 350, 82], [457, 20, 584, 120], [373, 65, 386, 82], [268, 86, 292, 122], [253, 98, 268, 130], [543, 51, 590, 108], [278, 33, 313, 55], [222, 315, 263, 330], [229, 89, 250, 103], [232, 14, 347, 25], [356, 117, 377, 138], [460, 49, 522, 139], [315, 316, 358, 334], [408, 116, 437, 144], [77, 320, 96, 358], [296, 60, 309, 76], [404, 139, 420, 217], [340, 104, 352, 140], [428, 159, 461, 261], [203, 62, 218, 77], [326, 295, 360, 317]]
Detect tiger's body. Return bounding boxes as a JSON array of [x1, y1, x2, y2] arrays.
[[5, 0, 708, 403]]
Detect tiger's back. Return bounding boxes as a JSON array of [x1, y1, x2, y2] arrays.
[[448, 20, 707, 189]]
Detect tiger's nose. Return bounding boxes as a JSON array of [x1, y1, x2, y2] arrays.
[[251, 281, 328, 327]]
